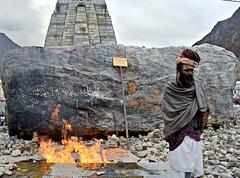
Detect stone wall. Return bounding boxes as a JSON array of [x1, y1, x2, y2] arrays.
[[44, 0, 116, 47]]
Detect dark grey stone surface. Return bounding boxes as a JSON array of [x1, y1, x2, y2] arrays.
[[2, 43, 239, 138]]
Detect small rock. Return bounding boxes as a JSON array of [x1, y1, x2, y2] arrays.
[[220, 161, 231, 168], [204, 168, 212, 175], [228, 156, 238, 163], [228, 148, 234, 153], [142, 142, 152, 148], [136, 150, 148, 158], [22, 150, 30, 156], [119, 136, 127, 146], [218, 165, 228, 172], [235, 169, 240, 177], [0, 167, 4, 176], [4, 170, 13, 176], [220, 149, 227, 155], [147, 155, 158, 162], [208, 160, 219, 165], [219, 173, 232, 178], [1, 150, 11, 155], [147, 147, 158, 155], [0, 157, 9, 164], [11, 149, 21, 157], [135, 144, 144, 151], [7, 164, 17, 170]]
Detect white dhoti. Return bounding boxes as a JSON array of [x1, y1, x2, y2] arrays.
[[169, 136, 204, 178]]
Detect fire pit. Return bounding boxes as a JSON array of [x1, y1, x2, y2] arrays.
[[36, 138, 170, 177], [38, 138, 130, 169]]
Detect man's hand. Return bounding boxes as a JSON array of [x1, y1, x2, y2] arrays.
[[201, 107, 210, 127], [198, 107, 210, 132], [202, 112, 210, 125]]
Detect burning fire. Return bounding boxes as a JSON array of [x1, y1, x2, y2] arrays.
[[39, 139, 110, 169], [39, 104, 116, 169], [61, 118, 72, 139]]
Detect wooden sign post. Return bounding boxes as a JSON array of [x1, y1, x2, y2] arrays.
[[112, 57, 129, 148]]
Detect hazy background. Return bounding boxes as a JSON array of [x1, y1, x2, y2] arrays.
[[0, 0, 239, 47]]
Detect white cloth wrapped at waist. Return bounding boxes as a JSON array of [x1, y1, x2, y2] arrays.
[[169, 136, 204, 178]]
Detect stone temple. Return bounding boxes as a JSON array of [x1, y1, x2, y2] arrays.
[[44, 0, 116, 47]]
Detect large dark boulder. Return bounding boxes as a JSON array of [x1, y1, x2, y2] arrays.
[[0, 33, 20, 74], [2, 43, 239, 139], [194, 7, 240, 57]]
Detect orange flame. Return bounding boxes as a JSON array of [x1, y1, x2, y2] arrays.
[[61, 118, 72, 139], [39, 139, 110, 169], [39, 139, 75, 164], [51, 104, 61, 119], [62, 118, 72, 131], [42, 104, 124, 169]]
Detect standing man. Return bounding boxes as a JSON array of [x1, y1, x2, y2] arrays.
[[162, 49, 209, 178]]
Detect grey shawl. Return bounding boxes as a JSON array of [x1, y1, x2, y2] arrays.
[[162, 80, 208, 137]]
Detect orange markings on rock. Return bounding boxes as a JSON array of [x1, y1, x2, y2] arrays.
[[128, 96, 153, 111], [127, 81, 138, 94], [51, 104, 61, 119]]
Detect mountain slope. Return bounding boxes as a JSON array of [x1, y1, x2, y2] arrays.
[[0, 33, 20, 74], [194, 7, 240, 57]]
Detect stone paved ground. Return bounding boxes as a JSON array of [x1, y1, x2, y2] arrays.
[[42, 162, 170, 178], [42, 150, 171, 178]]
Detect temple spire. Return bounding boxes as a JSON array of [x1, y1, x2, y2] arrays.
[[44, 0, 116, 47]]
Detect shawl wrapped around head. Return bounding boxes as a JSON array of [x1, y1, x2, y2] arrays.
[[162, 80, 208, 137]]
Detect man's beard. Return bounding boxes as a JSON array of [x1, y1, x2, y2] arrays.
[[179, 73, 194, 88]]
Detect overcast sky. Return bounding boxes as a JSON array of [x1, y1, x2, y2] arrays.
[[0, 0, 239, 48]]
